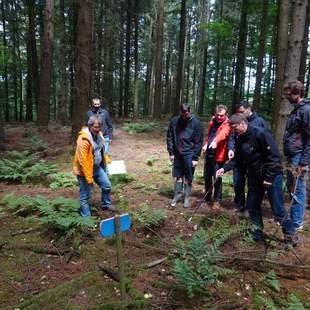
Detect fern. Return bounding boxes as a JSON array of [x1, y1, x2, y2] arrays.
[[48, 172, 78, 190], [263, 271, 280, 292], [0, 151, 56, 184], [122, 122, 158, 134], [132, 203, 167, 229], [2, 194, 97, 234], [26, 134, 48, 153], [172, 229, 232, 298], [286, 294, 306, 310]]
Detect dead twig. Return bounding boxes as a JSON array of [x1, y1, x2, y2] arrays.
[[146, 257, 167, 268]]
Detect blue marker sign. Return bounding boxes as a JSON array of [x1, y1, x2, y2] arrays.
[[99, 213, 131, 238]]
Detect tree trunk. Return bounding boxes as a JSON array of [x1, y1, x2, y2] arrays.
[[212, 0, 224, 109], [57, 0, 68, 125], [191, 30, 198, 110], [27, 0, 40, 114], [163, 41, 171, 114], [298, 1, 310, 83], [274, 0, 307, 145], [197, 0, 210, 116], [37, 0, 54, 126], [102, 0, 115, 112], [71, 0, 92, 142], [26, 29, 33, 122], [0, 87, 5, 149], [133, 0, 139, 117], [1, 0, 9, 121], [185, 14, 192, 104], [174, 0, 187, 114], [232, 0, 248, 108], [124, 0, 131, 117], [253, 0, 269, 111], [153, 0, 164, 119], [119, 1, 125, 117]]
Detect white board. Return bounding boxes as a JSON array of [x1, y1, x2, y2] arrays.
[[107, 160, 127, 175]]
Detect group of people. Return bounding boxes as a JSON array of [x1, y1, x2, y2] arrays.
[[167, 80, 309, 245], [71, 81, 308, 246]]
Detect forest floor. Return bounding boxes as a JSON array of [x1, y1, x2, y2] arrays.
[[0, 120, 309, 310]]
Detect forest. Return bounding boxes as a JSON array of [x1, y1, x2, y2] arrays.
[[0, 0, 310, 309]]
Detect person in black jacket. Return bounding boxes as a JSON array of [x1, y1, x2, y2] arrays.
[[283, 81, 310, 231], [227, 101, 269, 213], [86, 97, 113, 156], [167, 104, 203, 208], [216, 114, 297, 244]]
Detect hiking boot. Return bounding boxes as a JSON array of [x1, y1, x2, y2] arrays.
[[284, 234, 299, 247], [102, 206, 118, 212], [212, 201, 221, 210], [170, 182, 183, 207], [183, 183, 192, 208], [295, 225, 303, 232]]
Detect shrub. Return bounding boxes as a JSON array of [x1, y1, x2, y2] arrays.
[[0, 151, 57, 184], [48, 171, 78, 190], [122, 122, 158, 134], [132, 203, 167, 229], [2, 194, 97, 235], [172, 229, 232, 298]]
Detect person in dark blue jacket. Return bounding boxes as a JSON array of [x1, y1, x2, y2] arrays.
[[283, 81, 310, 231], [216, 114, 297, 245], [228, 101, 269, 212], [86, 97, 113, 156], [167, 104, 203, 208]]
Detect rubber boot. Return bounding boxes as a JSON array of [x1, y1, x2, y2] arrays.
[[170, 182, 183, 207], [183, 183, 192, 208]]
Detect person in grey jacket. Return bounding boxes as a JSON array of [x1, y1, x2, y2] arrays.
[[283, 81, 310, 231], [86, 97, 113, 155]]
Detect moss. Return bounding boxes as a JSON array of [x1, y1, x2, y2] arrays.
[[12, 271, 146, 310]]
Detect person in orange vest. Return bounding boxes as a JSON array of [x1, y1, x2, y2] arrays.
[[73, 115, 117, 216], [202, 105, 231, 209]]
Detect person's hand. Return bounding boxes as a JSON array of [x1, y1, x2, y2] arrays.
[[216, 168, 225, 178], [263, 180, 272, 188], [202, 144, 208, 153], [299, 165, 309, 174], [192, 160, 198, 167], [170, 155, 174, 162], [109, 139, 112, 145], [209, 141, 217, 149], [228, 150, 235, 160]]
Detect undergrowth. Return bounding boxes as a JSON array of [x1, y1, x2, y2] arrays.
[[122, 122, 158, 134], [172, 228, 233, 298], [0, 150, 57, 184], [2, 194, 97, 236], [132, 203, 167, 229], [48, 171, 78, 190]]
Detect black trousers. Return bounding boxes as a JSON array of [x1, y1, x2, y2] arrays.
[[204, 155, 224, 202]]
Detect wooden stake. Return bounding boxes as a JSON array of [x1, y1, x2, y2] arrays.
[[115, 214, 126, 300]]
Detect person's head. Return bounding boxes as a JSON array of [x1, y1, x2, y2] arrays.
[[179, 103, 192, 121], [228, 113, 248, 135], [88, 115, 102, 136], [235, 101, 252, 117], [215, 104, 228, 122], [283, 81, 304, 105], [92, 97, 101, 109]]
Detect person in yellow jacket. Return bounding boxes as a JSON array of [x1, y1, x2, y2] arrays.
[[73, 115, 117, 216]]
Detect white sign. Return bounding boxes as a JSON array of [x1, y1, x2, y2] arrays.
[[107, 160, 127, 175]]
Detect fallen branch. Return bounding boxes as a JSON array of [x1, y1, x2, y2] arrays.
[[0, 243, 67, 256], [146, 257, 167, 268], [11, 227, 38, 236], [98, 264, 120, 282], [125, 240, 169, 255]]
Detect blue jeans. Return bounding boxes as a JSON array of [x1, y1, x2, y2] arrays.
[[104, 136, 110, 155], [247, 174, 295, 240], [287, 153, 308, 227], [77, 166, 112, 217], [173, 153, 195, 183]]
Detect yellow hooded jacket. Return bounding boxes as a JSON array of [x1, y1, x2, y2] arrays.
[[73, 127, 105, 184]]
